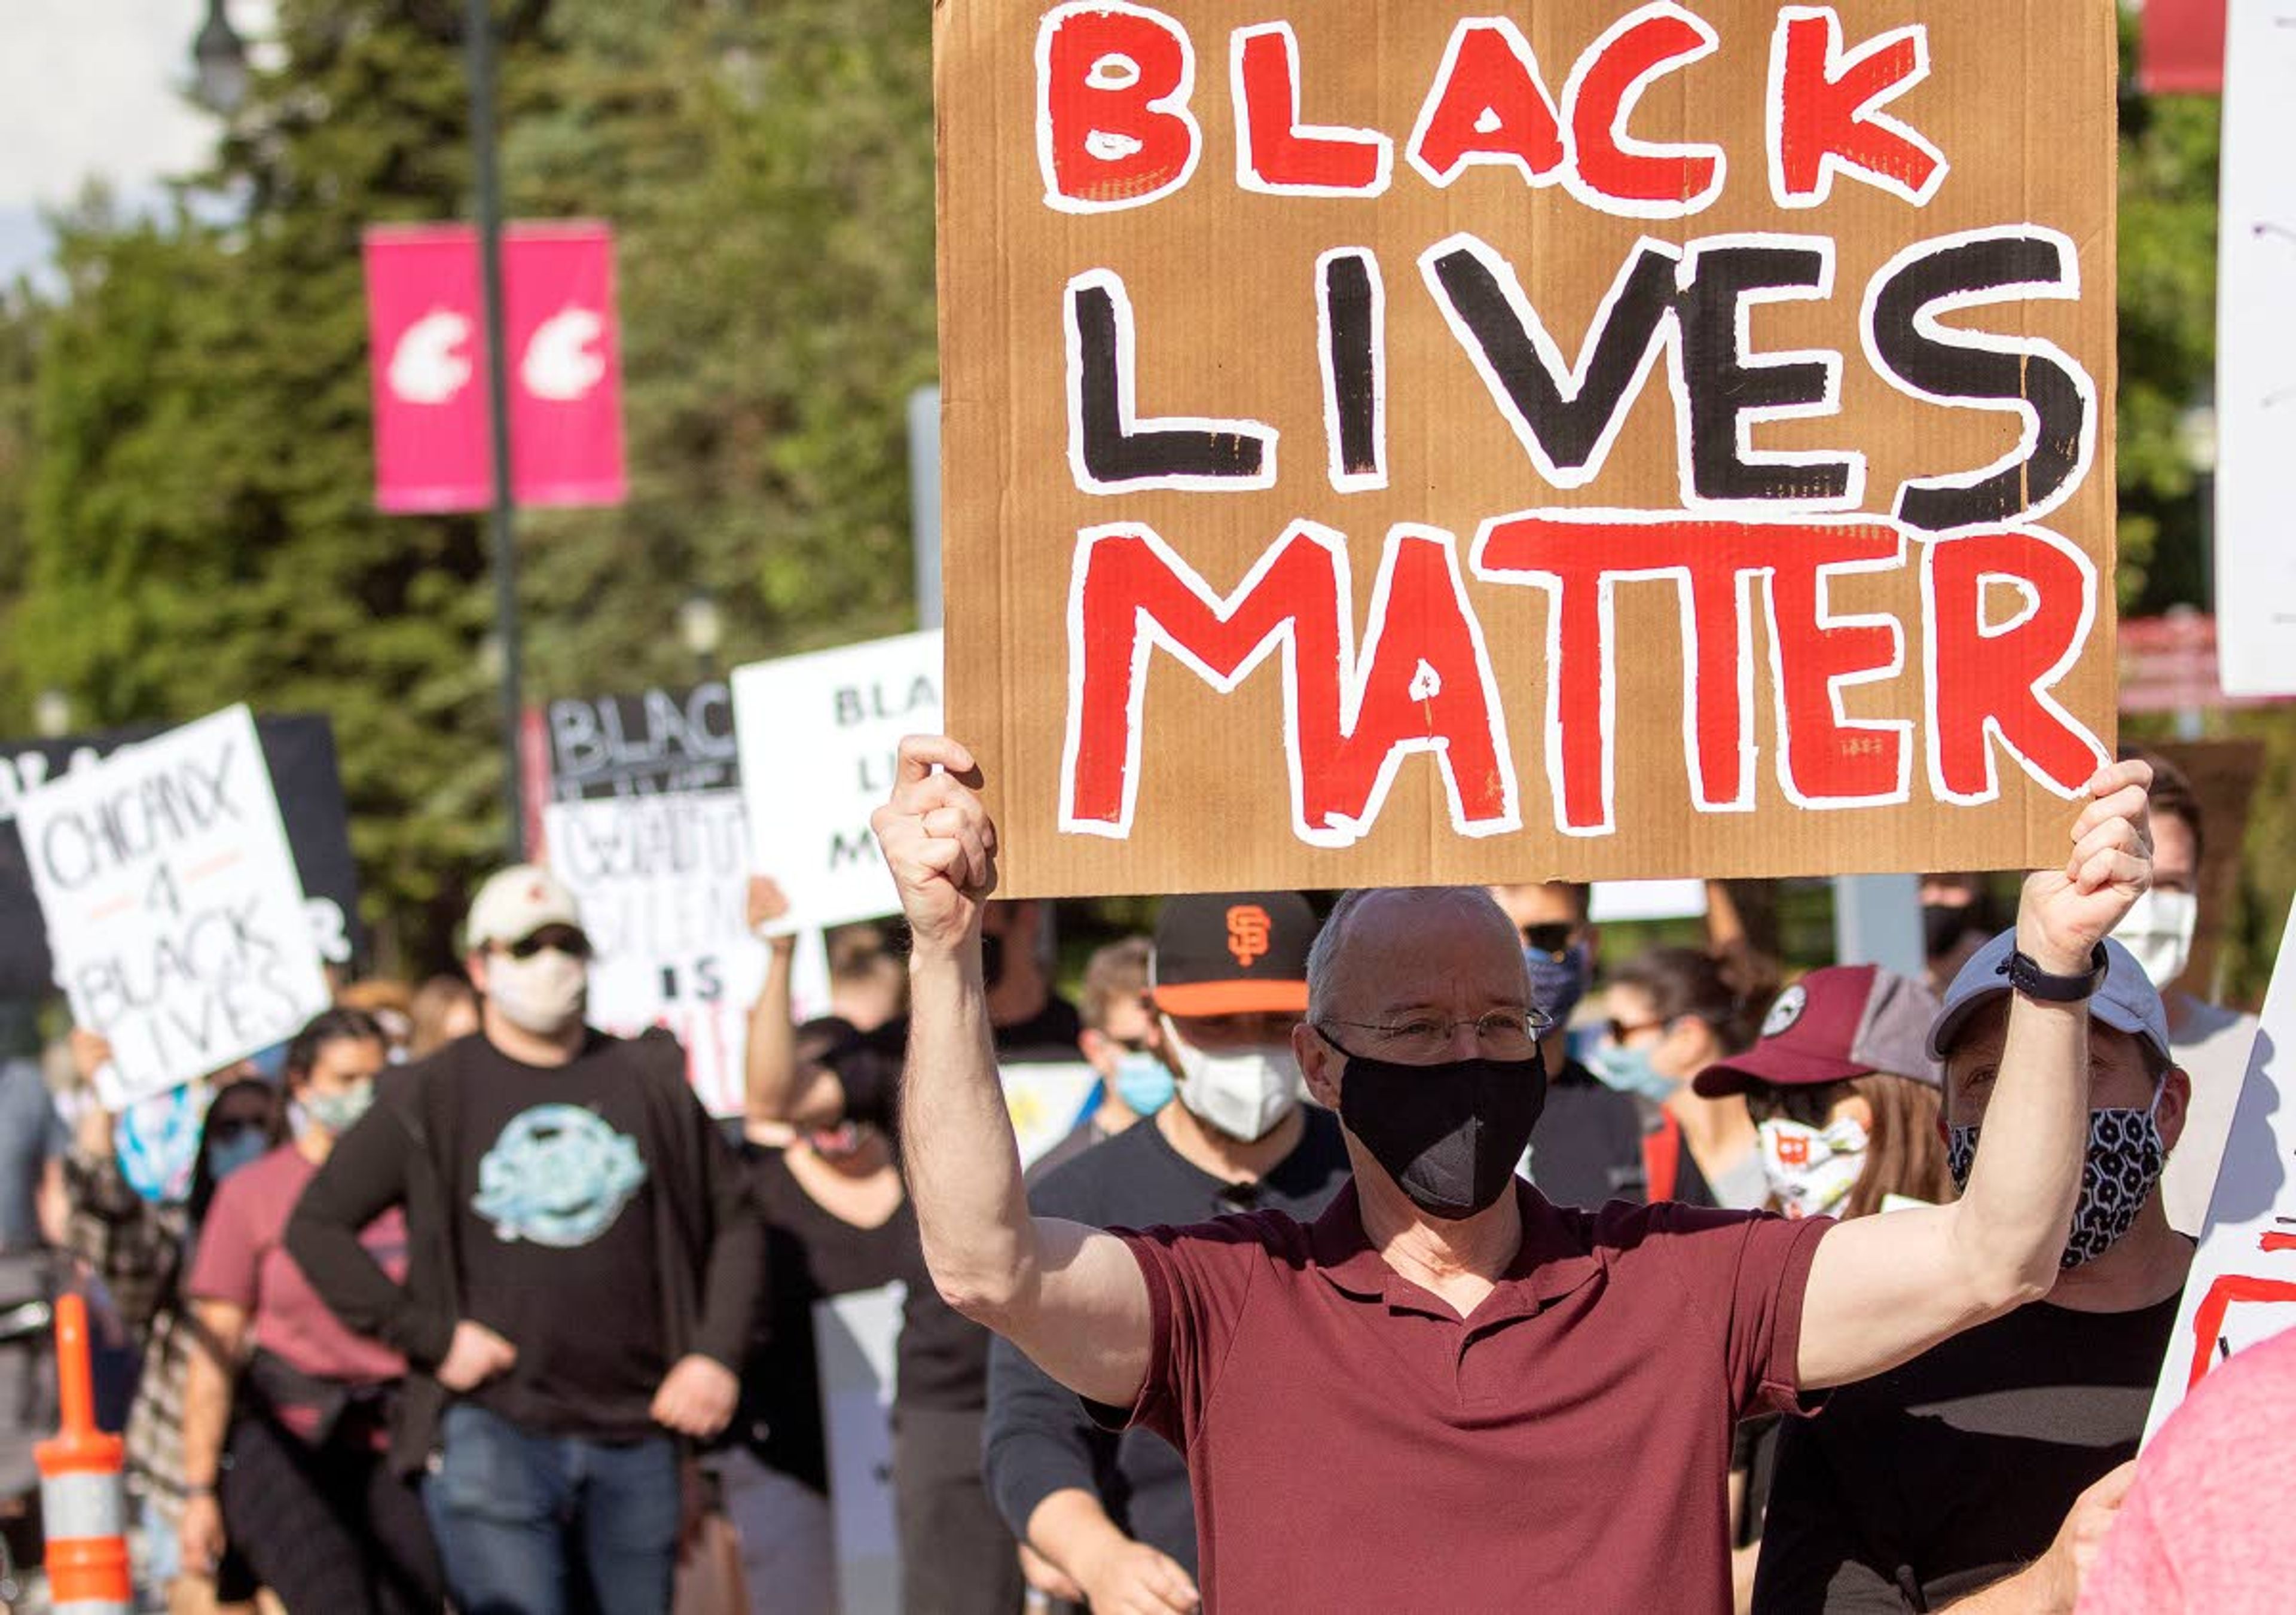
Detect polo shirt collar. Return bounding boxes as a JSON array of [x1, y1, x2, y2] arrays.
[[1309, 1178, 1601, 1319]]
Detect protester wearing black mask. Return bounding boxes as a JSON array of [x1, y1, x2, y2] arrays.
[[872, 734, 2157, 1612]]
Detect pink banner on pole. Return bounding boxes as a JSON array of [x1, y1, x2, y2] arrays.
[[2141, 0, 2226, 96], [363, 221, 627, 512]]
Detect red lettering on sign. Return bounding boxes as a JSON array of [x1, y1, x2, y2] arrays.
[[1922, 529, 2108, 804], [1564, 3, 1726, 218], [1762, 528, 1911, 807], [1408, 18, 1568, 188], [1062, 523, 1517, 845], [1768, 7, 1946, 209], [1037, 2, 1201, 212], [1231, 23, 1392, 196]]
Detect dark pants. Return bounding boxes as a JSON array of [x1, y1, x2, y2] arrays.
[[220, 1408, 442, 1615], [893, 1405, 1022, 1615], [424, 1402, 679, 1615]]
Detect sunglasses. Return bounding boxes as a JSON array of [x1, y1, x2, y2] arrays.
[[1742, 1085, 1842, 1129], [1521, 923, 1577, 958], [1606, 1017, 1668, 1045], [502, 927, 591, 961]]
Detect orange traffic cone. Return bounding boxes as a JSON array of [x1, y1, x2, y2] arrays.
[[35, 1293, 130, 1614]]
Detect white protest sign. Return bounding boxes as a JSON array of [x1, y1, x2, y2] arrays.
[[732, 630, 943, 932], [545, 789, 829, 1116], [1003, 1060, 1102, 1170], [2215, 1, 2296, 697], [17, 705, 330, 1108], [1590, 881, 1711, 925], [2145, 903, 2296, 1441]]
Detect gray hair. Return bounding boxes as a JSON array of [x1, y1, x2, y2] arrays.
[[1305, 886, 1528, 1024]]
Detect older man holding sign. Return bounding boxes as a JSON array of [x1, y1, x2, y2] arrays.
[[869, 738, 2151, 1611]]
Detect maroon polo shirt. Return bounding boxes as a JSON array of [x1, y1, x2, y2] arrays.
[[1096, 1179, 1832, 1612]]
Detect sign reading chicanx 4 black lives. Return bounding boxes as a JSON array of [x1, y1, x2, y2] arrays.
[[0, 713, 361, 999], [936, 2, 2120, 896]]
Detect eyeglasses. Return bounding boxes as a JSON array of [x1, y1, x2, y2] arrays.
[[1606, 1017, 1668, 1045], [1520, 923, 1576, 959], [502, 927, 591, 961], [1318, 1008, 1553, 1062]]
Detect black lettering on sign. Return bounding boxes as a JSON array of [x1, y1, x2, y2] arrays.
[[828, 827, 881, 871], [1317, 248, 1387, 491], [1674, 237, 1859, 506], [35, 741, 245, 892], [1863, 227, 2094, 535], [1420, 231, 1680, 490], [1065, 268, 1277, 493]]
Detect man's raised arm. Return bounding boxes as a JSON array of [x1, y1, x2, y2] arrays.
[[1795, 758, 2155, 1391], [872, 735, 1154, 1408]]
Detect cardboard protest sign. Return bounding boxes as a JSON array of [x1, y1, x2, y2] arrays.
[[2145, 903, 2296, 1441], [544, 789, 829, 1116], [15, 706, 332, 1107], [541, 682, 739, 801], [2212, 1, 2296, 699], [0, 715, 361, 998], [938, 1, 2120, 896], [731, 631, 944, 931]]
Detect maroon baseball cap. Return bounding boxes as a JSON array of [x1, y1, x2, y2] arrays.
[[1693, 964, 1941, 1095]]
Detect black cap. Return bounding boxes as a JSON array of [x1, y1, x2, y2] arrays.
[[1150, 892, 1318, 1017]]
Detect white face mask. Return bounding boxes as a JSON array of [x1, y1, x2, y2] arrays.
[[1757, 1115, 1870, 1221], [487, 947, 588, 1037], [2112, 889, 2198, 992], [1161, 1015, 1301, 1143]]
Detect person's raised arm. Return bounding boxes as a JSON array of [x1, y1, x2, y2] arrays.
[[872, 735, 1152, 1408], [1796, 760, 2154, 1391], [741, 875, 850, 1131]]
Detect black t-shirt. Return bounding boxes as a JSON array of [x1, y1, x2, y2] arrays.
[[811, 996, 1087, 1412], [1525, 1058, 1648, 1209], [986, 1106, 1354, 1574], [449, 1032, 669, 1440], [1754, 1293, 2182, 1611], [731, 1143, 912, 1492]]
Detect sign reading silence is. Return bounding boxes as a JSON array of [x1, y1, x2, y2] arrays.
[[15, 706, 332, 1109], [938, 2, 2120, 894]]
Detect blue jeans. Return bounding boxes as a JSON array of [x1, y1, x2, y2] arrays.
[[425, 1402, 680, 1615]]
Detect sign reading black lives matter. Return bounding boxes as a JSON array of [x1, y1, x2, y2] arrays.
[[732, 632, 944, 931], [938, 1, 2121, 895], [16, 706, 331, 1108]]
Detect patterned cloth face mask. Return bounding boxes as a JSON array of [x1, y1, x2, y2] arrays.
[[1947, 1082, 2169, 1270], [1757, 1116, 1870, 1221]]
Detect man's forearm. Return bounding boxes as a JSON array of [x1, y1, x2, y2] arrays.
[[902, 941, 1038, 1320], [1942, 1560, 2068, 1615], [178, 1303, 240, 1491], [1953, 929, 2092, 1305]]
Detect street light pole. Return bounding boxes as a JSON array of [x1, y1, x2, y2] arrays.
[[465, 0, 527, 863]]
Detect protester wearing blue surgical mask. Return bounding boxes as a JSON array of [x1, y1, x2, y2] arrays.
[[1757, 934, 2196, 1613], [1026, 938, 1169, 1186], [1597, 947, 1772, 1211], [985, 893, 1351, 1615], [176, 1009, 440, 1611], [1489, 882, 1647, 1208]]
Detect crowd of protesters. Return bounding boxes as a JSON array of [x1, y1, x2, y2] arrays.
[[0, 744, 2281, 1613]]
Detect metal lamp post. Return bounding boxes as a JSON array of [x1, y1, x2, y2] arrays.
[[192, 1, 530, 863]]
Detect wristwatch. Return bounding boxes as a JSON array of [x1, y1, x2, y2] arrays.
[[2001, 942, 2111, 1003]]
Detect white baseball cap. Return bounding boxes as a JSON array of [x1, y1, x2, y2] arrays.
[[465, 864, 585, 951]]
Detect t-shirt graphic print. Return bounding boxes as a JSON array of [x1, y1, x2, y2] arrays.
[[472, 1101, 649, 1247]]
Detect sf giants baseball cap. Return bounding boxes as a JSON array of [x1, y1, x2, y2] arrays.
[[1151, 892, 1318, 1017], [1694, 964, 1942, 1095], [1925, 930, 2173, 1069], [465, 864, 585, 951]]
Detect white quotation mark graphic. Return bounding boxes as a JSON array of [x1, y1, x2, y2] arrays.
[[387, 309, 475, 405], [520, 306, 609, 402]]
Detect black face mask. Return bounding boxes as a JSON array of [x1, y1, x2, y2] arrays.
[[1922, 902, 1973, 959], [979, 932, 1007, 991], [1320, 1030, 1548, 1221]]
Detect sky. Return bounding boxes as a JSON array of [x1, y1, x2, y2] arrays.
[[0, 1, 276, 285]]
